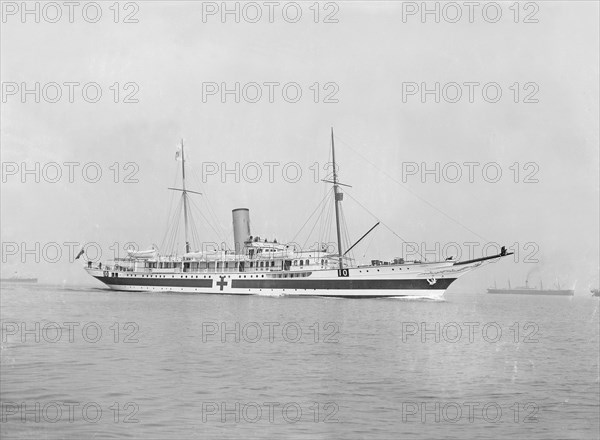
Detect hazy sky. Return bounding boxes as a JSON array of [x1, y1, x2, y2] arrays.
[[1, 1, 598, 291]]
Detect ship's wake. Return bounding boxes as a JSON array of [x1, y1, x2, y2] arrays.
[[383, 295, 446, 302], [256, 290, 285, 297]]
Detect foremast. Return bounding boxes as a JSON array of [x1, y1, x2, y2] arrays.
[[169, 139, 201, 254]]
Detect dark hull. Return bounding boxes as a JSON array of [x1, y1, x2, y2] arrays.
[[95, 274, 456, 293], [487, 288, 574, 296]]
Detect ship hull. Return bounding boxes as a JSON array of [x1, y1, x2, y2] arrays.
[[85, 261, 481, 298], [487, 289, 574, 296]]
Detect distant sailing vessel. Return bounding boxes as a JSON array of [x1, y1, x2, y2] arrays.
[[488, 279, 574, 296], [84, 130, 513, 298]]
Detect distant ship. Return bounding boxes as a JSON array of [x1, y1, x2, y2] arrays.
[[84, 130, 513, 298], [488, 279, 574, 296], [0, 274, 38, 284], [592, 288, 600, 297]]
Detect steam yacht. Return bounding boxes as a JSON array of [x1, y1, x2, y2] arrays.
[[84, 130, 513, 298]]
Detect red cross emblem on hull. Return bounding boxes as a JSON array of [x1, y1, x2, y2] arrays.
[[217, 276, 228, 291]]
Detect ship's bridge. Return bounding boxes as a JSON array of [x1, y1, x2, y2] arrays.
[[245, 236, 287, 250], [244, 236, 291, 259]]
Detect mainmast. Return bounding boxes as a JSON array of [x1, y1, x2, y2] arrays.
[[331, 128, 344, 270], [181, 139, 190, 253]]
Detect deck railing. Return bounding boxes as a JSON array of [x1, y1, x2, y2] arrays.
[[87, 262, 332, 274]]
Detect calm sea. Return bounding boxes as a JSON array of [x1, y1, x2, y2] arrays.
[[1, 285, 599, 440]]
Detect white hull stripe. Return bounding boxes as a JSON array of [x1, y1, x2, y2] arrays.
[[99, 284, 447, 298]]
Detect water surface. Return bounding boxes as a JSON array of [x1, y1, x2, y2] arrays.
[[1, 285, 599, 439]]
